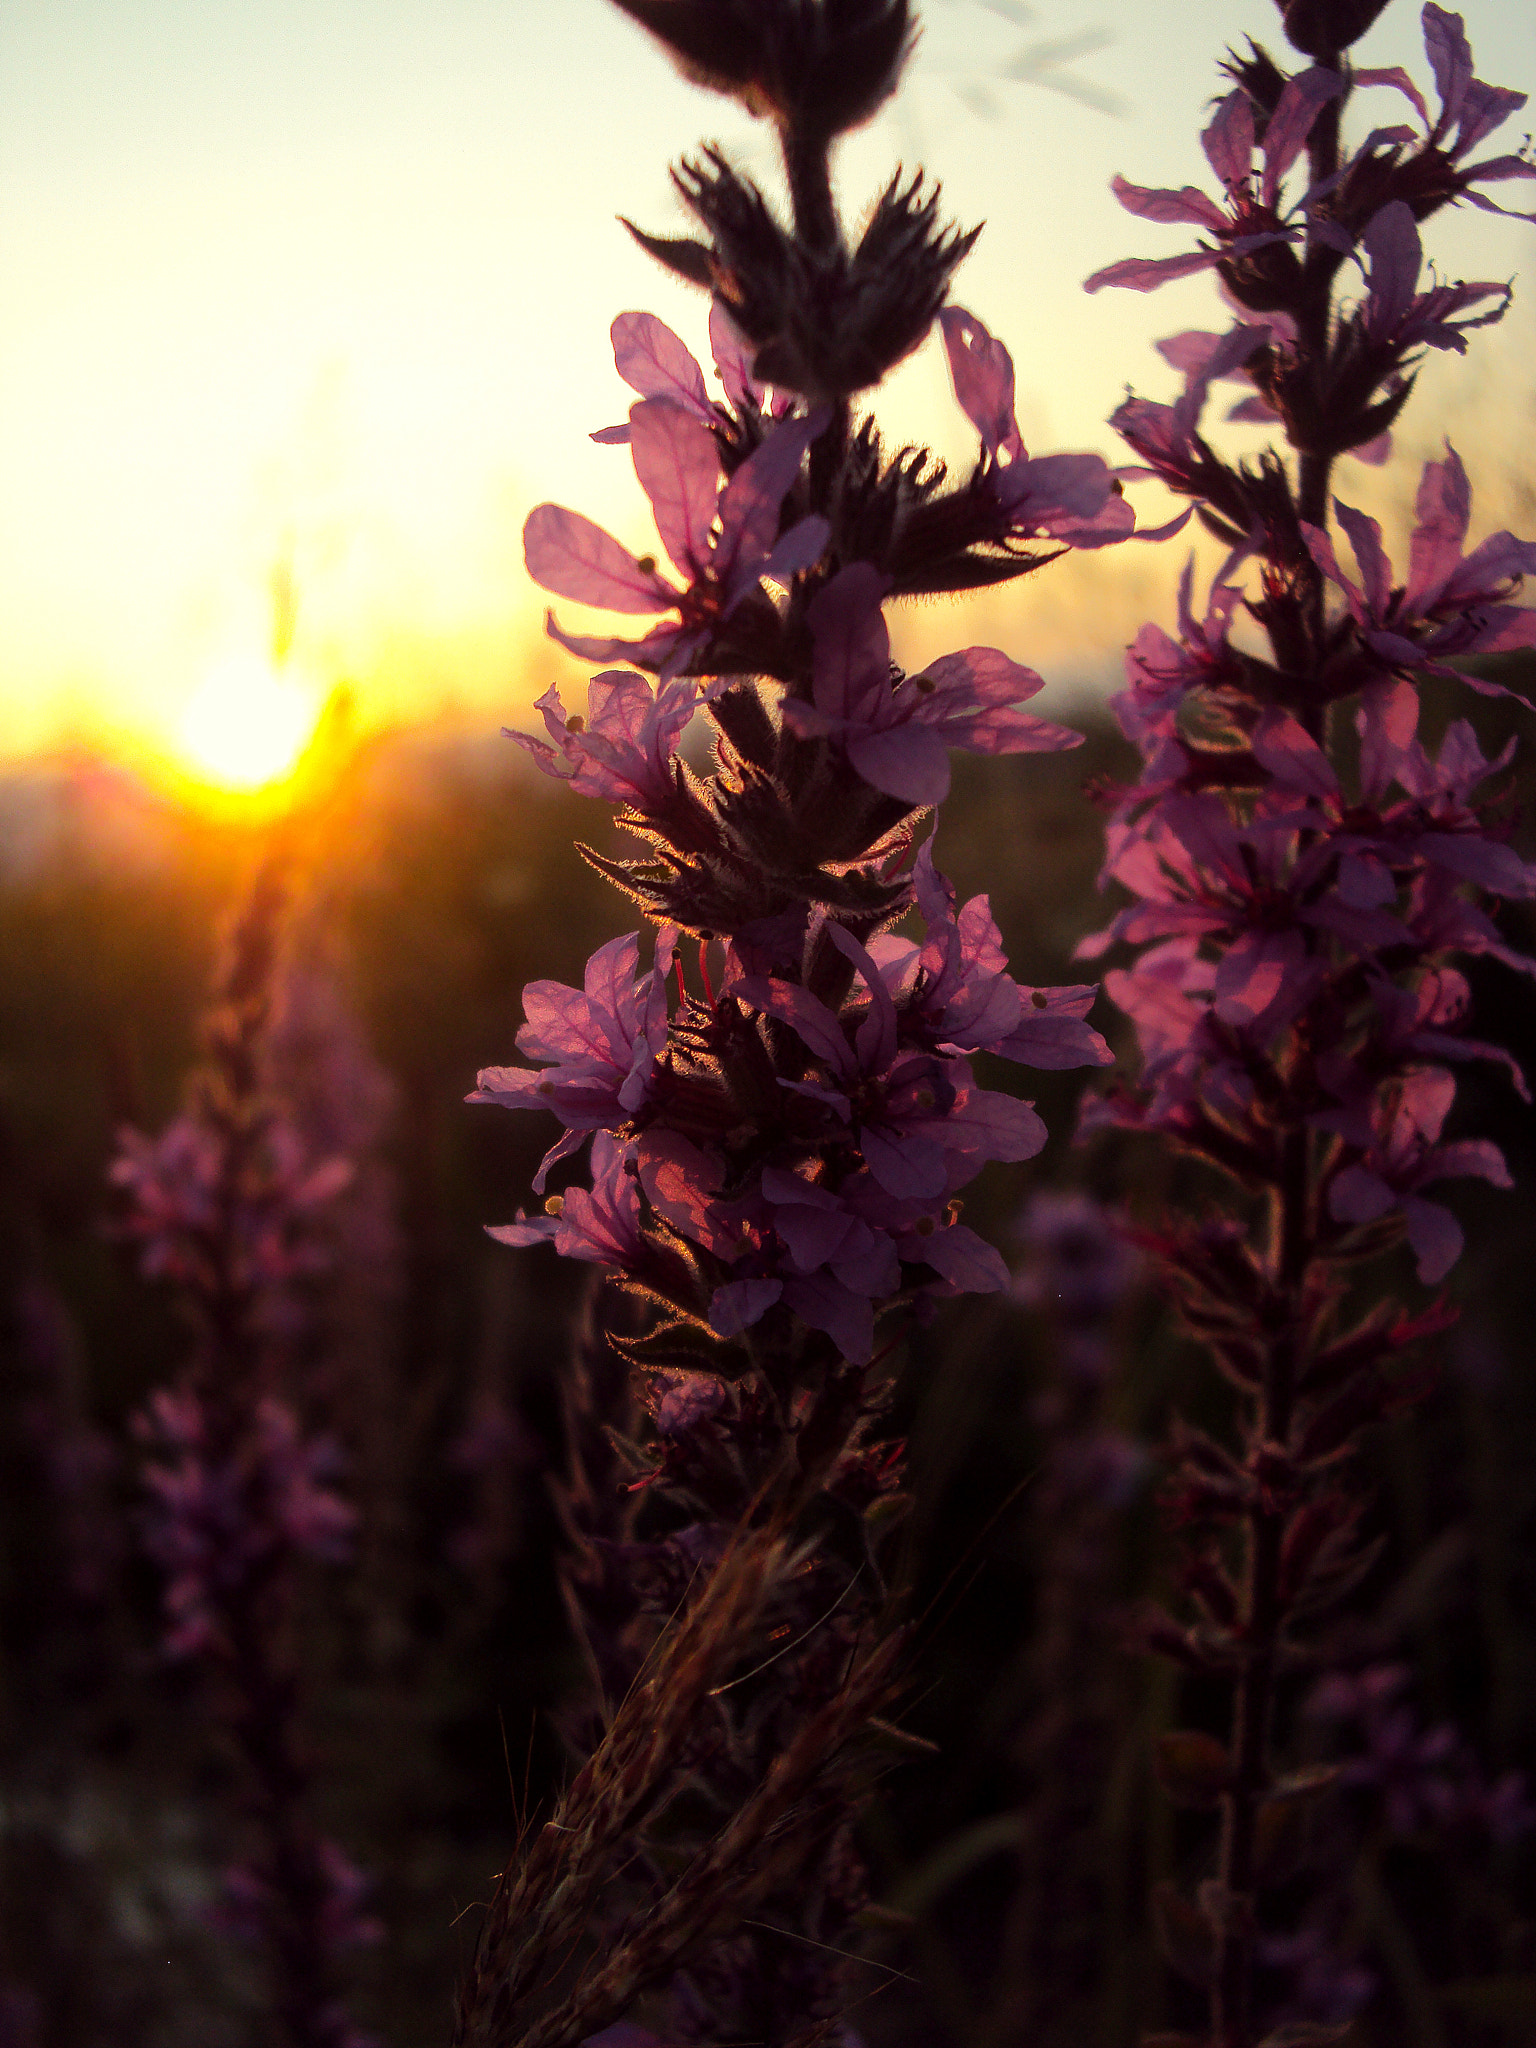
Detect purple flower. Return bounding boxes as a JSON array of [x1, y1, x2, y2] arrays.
[[138, 1388, 355, 1659], [1302, 443, 1536, 686], [1326, 1064, 1511, 1282], [111, 1114, 351, 1293], [1082, 937, 1261, 1145], [471, 927, 678, 1191], [1354, 200, 1511, 353], [507, 668, 715, 814], [489, 1131, 650, 1267], [1084, 67, 1345, 294], [524, 402, 830, 674], [1114, 556, 1248, 748], [1083, 791, 1343, 1031], [871, 843, 1112, 1070], [590, 305, 793, 444], [740, 923, 1050, 1199], [779, 562, 1082, 806], [1110, 319, 1274, 503], [1356, 4, 1536, 222], [1156, 316, 1295, 433], [938, 307, 1133, 547]]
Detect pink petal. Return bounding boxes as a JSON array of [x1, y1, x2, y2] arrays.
[[757, 513, 830, 589], [807, 563, 894, 724], [1422, 2, 1473, 126], [709, 1277, 782, 1336], [1251, 707, 1339, 799], [737, 975, 853, 1073], [1351, 430, 1393, 465], [1333, 500, 1395, 617], [628, 398, 722, 577], [1330, 1162, 1396, 1225], [1420, 834, 1535, 895], [1203, 90, 1255, 189], [920, 646, 1045, 707], [1085, 249, 1224, 294], [1261, 67, 1345, 207], [1361, 201, 1422, 339], [524, 505, 671, 614], [1110, 174, 1228, 230], [1406, 442, 1474, 605], [942, 1086, 1049, 1165], [825, 922, 898, 1072], [862, 1123, 948, 1200], [779, 1272, 874, 1363], [708, 300, 758, 412], [938, 306, 1024, 461], [1354, 64, 1430, 127], [1431, 1137, 1513, 1189], [847, 727, 950, 806], [611, 311, 711, 415], [716, 408, 826, 581], [1402, 1196, 1462, 1283], [1213, 929, 1306, 1027], [915, 1222, 1010, 1291], [1443, 527, 1536, 602], [995, 450, 1114, 522]]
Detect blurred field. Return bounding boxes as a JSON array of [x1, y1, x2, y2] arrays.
[[2, 665, 1535, 2046]]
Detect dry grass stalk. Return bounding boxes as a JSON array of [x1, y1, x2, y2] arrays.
[[511, 1626, 906, 2048], [452, 1516, 797, 2048]]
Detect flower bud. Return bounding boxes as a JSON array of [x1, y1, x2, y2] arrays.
[[1272, 0, 1391, 59], [609, 0, 914, 141], [632, 153, 977, 399]]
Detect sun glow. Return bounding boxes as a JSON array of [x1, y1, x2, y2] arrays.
[[176, 653, 323, 794]]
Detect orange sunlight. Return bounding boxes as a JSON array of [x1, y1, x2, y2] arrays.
[[175, 652, 324, 797]]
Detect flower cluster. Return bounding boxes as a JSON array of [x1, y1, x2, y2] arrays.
[[485, 306, 1118, 1374], [1075, 6, 1535, 2041], [463, 21, 1128, 2033]]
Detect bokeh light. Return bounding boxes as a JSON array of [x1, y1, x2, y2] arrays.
[[175, 651, 323, 793]]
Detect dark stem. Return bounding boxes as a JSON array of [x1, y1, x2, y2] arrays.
[[1294, 54, 1347, 680], [781, 122, 839, 260], [1211, 1124, 1311, 2048]]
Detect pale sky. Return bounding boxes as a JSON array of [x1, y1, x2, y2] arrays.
[[1, 0, 1532, 768]]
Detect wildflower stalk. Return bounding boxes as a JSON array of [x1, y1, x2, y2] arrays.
[[467, 0, 1135, 2035], [1079, 5, 1536, 2040], [114, 845, 376, 2048]]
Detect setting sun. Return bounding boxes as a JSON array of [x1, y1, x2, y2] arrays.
[[176, 652, 323, 793]]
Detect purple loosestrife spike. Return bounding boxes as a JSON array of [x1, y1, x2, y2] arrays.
[[466, 0, 1138, 2017], [1072, 15, 1536, 2034], [116, 871, 377, 2048]]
